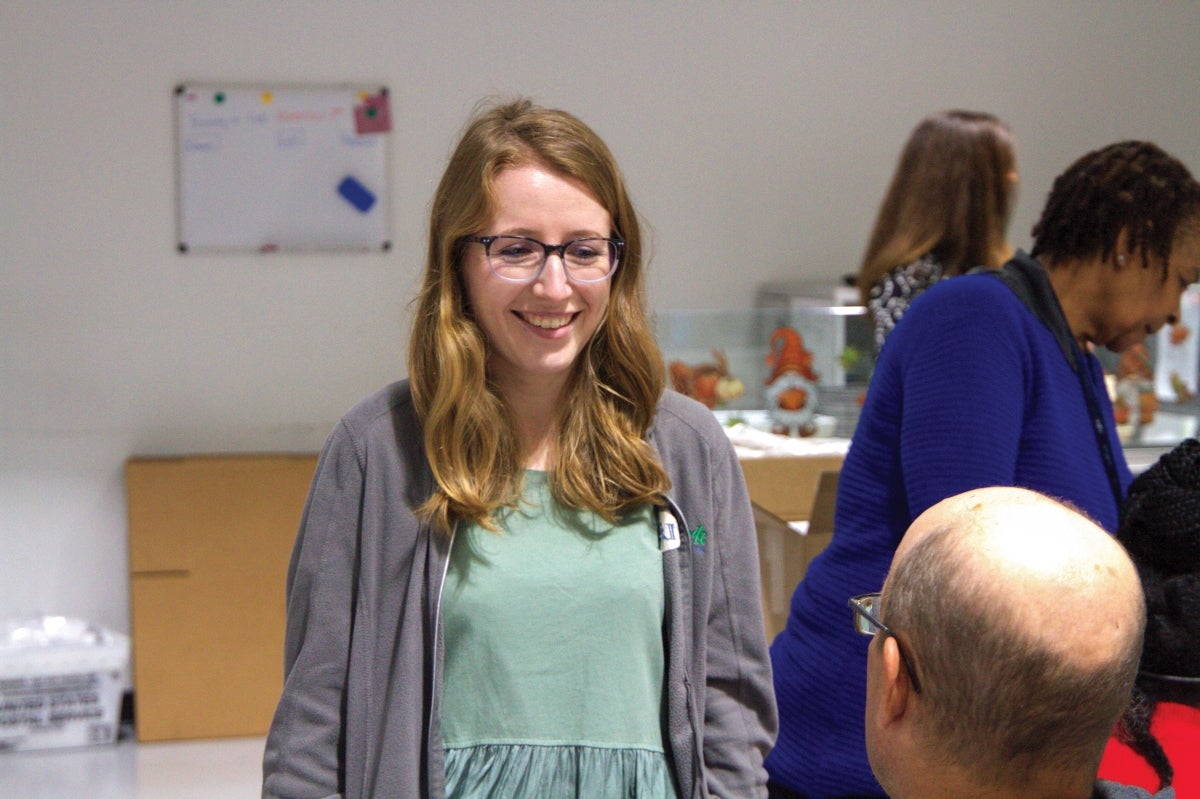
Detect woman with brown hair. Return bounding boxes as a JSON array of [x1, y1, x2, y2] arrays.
[[262, 98, 775, 799], [858, 110, 1017, 351]]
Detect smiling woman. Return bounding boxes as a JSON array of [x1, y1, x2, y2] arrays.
[[456, 165, 617, 422], [261, 98, 776, 799]]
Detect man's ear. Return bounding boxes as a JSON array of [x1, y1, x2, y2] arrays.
[[880, 636, 912, 723]]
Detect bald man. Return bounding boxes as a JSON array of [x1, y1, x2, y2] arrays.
[[858, 486, 1172, 799]]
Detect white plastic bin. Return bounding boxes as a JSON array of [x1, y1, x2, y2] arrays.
[[0, 616, 129, 752]]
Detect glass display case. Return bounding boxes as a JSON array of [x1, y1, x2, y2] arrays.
[[656, 296, 874, 441], [1094, 333, 1200, 472], [656, 282, 1200, 472]]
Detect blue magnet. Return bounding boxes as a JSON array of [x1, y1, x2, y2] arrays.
[[337, 176, 376, 213]]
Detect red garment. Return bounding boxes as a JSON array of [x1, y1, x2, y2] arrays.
[[1097, 701, 1200, 797]]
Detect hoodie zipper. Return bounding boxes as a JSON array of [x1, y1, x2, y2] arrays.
[[426, 525, 455, 798]]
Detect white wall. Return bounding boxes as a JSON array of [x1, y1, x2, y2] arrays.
[[3, 1, 1199, 636]]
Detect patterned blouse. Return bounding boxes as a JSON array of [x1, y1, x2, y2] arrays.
[[866, 253, 945, 352]]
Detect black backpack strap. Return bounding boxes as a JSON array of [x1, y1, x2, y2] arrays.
[[976, 253, 1125, 509], [973, 255, 1078, 368]]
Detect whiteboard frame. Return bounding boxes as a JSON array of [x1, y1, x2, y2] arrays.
[[174, 82, 392, 255]]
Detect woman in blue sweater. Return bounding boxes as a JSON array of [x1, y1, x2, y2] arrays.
[[767, 141, 1200, 798]]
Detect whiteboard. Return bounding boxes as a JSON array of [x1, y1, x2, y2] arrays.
[[175, 83, 392, 253]]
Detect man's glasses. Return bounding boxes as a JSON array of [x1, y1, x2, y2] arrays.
[[848, 593, 923, 694], [460, 235, 623, 284]]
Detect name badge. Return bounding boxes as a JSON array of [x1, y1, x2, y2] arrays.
[[658, 508, 681, 552]]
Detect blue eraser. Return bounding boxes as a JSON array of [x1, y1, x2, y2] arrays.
[[337, 176, 376, 213]]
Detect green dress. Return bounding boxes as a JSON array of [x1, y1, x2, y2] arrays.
[[441, 470, 677, 798]]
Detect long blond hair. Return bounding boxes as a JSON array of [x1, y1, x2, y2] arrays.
[[858, 110, 1016, 304], [409, 99, 669, 534]]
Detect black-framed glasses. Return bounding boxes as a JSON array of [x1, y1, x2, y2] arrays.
[[460, 235, 623, 284], [848, 593, 923, 694]]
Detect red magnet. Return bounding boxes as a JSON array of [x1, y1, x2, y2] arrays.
[[354, 90, 392, 135]]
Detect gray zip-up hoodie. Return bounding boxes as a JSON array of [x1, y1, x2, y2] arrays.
[[262, 381, 777, 798]]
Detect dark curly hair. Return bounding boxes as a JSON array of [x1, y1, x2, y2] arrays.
[[1031, 141, 1200, 278], [1113, 438, 1200, 789]]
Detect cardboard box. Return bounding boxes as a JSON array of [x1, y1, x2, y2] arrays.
[[739, 456, 842, 641], [0, 618, 129, 752], [739, 455, 844, 521], [125, 454, 317, 741]]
